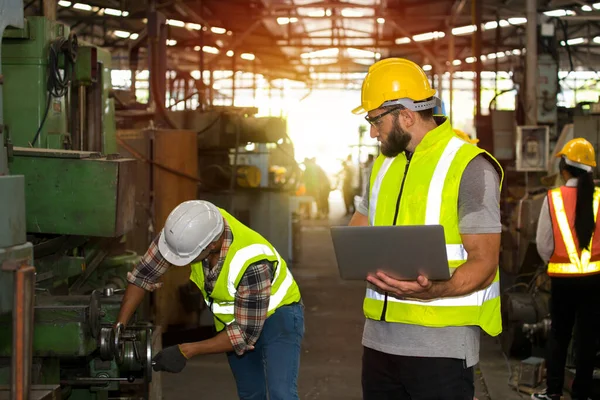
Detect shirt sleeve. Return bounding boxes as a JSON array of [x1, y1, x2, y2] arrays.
[[225, 262, 273, 355], [536, 196, 555, 263], [356, 167, 372, 216], [126, 235, 171, 291], [458, 155, 502, 234]]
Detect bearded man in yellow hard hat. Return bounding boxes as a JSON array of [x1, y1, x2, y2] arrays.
[[348, 58, 505, 399]]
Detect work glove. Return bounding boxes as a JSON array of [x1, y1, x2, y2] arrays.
[[151, 345, 188, 373]]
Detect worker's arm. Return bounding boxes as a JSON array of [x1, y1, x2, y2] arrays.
[[349, 211, 368, 226], [367, 233, 500, 300], [535, 196, 554, 263], [116, 236, 171, 326]]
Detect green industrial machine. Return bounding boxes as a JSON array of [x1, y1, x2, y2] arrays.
[[0, 14, 157, 400]]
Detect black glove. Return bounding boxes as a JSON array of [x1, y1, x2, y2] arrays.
[[152, 345, 188, 373]]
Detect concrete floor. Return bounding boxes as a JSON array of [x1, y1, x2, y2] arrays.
[[160, 193, 549, 400]]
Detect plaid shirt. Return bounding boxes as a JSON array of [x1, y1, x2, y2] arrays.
[[127, 219, 273, 355]]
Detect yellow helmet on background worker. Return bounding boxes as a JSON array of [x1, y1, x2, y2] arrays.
[[556, 138, 596, 172], [352, 58, 439, 114], [453, 129, 479, 144]]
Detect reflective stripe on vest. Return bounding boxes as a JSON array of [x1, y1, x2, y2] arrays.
[[425, 138, 466, 225], [548, 188, 600, 275], [366, 280, 500, 306], [369, 157, 395, 226]]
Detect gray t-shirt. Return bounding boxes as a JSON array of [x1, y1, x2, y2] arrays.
[[357, 154, 502, 367]]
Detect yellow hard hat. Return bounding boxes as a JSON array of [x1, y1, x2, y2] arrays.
[[352, 58, 437, 115], [453, 129, 479, 144], [556, 138, 596, 171]]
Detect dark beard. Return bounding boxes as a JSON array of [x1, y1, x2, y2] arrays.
[[380, 118, 411, 157]]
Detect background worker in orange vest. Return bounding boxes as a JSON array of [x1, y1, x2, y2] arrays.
[[532, 138, 600, 400]]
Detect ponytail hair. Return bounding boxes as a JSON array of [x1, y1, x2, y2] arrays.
[[560, 158, 596, 250]]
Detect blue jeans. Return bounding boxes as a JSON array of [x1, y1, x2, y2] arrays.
[[227, 303, 304, 400]]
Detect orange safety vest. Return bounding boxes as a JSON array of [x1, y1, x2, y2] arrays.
[[547, 186, 600, 277]]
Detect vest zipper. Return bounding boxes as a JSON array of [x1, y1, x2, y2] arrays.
[[380, 153, 412, 321]]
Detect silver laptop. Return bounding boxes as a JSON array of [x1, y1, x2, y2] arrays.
[[330, 225, 452, 281]]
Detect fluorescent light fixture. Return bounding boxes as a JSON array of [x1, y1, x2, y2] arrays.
[[341, 8, 364, 17], [122, 11, 129, 17], [211, 27, 226, 34], [495, 52, 506, 58], [130, 33, 139, 40], [412, 31, 445, 42], [58, 1, 71, 7], [307, 10, 326, 17], [300, 48, 339, 59], [484, 21, 498, 30], [594, 3, 600, 9], [377, 17, 385, 24], [508, 17, 527, 25], [167, 19, 185, 27], [561, 37, 586, 46], [277, 17, 298, 24], [194, 45, 201, 51], [422, 64, 432, 71], [452, 59, 462, 65], [326, 9, 332, 16], [465, 57, 477, 63], [240, 53, 255, 61], [166, 39, 177, 46], [480, 55, 487, 61], [582, 5, 593, 11], [395, 37, 411, 44], [226, 50, 234, 57], [186, 23, 202, 30], [512, 49, 522, 55], [103, 8, 122, 16], [114, 30, 130, 38], [73, 3, 92, 11], [452, 25, 476, 35], [202, 46, 219, 54], [499, 19, 510, 27], [594, 36, 600, 44], [487, 53, 497, 59], [543, 9, 576, 17]]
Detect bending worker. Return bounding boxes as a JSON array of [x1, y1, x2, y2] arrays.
[[532, 138, 600, 400], [115, 200, 304, 400], [350, 58, 503, 399]]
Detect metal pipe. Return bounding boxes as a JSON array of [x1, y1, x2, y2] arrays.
[[526, 0, 538, 125], [473, 0, 482, 118], [449, 28, 455, 124], [12, 266, 35, 400], [79, 85, 85, 151]]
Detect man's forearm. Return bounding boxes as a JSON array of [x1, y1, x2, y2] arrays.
[[116, 284, 147, 326], [179, 330, 234, 358], [428, 260, 496, 299]]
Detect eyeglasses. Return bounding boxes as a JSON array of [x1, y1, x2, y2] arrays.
[[364, 106, 403, 127]]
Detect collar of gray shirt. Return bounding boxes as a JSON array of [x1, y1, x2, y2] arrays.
[[566, 177, 578, 187]]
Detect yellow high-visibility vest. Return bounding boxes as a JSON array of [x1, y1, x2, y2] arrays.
[[190, 209, 301, 332], [365, 118, 504, 336]]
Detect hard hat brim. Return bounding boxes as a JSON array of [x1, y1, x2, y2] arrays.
[[158, 228, 203, 266], [352, 105, 366, 115]]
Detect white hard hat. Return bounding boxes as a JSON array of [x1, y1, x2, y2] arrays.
[[158, 200, 224, 266]]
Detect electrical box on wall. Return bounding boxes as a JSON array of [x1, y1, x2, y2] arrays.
[[516, 126, 550, 172]]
